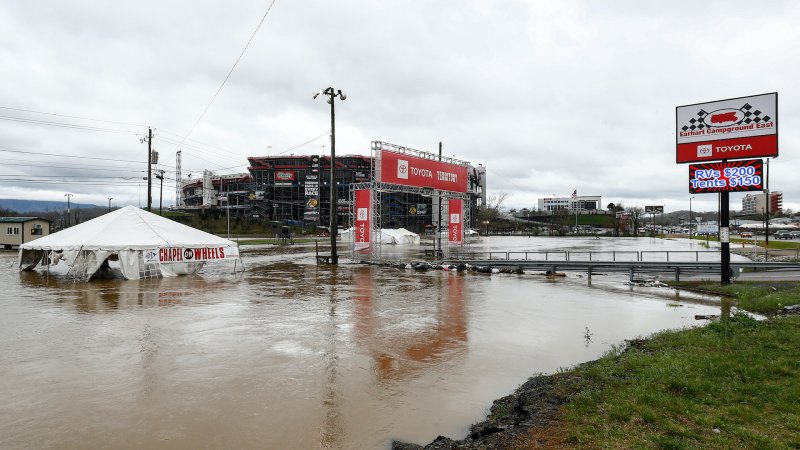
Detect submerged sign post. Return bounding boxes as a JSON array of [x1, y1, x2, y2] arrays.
[[677, 93, 778, 285]]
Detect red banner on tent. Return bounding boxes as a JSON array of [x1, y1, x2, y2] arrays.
[[354, 189, 372, 253], [448, 199, 463, 246]]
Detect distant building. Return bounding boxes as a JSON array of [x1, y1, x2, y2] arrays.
[[742, 191, 782, 215], [0, 217, 51, 249], [538, 195, 602, 214]]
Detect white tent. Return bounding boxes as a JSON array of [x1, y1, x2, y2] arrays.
[[19, 206, 240, 280], [340, 227, 421, 245]]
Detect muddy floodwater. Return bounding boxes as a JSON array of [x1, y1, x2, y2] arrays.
[[0, 237, 725, 449]]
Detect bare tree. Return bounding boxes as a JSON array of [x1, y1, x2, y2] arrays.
[[625, 206, 644, 237], [477, 191, 509, 226]]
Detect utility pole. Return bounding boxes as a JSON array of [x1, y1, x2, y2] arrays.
[[107, 197, 113, 212], [764, 158, 770, 246], [156, 170, 165, 215], [64, 193, 73, 227], [314, 87, 347, 264], [437, 141, 442, 256], [147, 127, 153, 212]]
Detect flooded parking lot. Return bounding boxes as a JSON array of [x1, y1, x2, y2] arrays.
[[1, 237, 724, 449]]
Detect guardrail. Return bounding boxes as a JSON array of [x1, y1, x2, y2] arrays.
[[446, 250, 724, 262], [437, 258, 800, 282]]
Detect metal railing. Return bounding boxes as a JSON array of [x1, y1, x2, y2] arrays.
[[446, 250, 725, 262]]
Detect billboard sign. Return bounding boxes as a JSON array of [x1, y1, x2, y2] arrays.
[[644, 206, 664, 214], [377, 150, 468, 193], [688, 159, 764, 194], [274, 170, 295, 186], [145, 246, 240, 264], [676, 93, 777, 163], [448, 199, 463, 246], [303, 174, 320, 221], [354, 189, 372, 253]]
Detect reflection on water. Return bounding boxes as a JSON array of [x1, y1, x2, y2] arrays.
[[0, 237, 725, 449]]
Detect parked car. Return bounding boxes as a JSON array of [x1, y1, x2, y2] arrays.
[[791, 231, 800, 239], [739, 231, 753, 238], [774, 230, 793, 240]]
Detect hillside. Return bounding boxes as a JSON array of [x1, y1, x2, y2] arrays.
[[0, 199, 100, 213]]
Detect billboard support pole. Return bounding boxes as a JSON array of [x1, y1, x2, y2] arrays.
[[721, 167, 731, 284]]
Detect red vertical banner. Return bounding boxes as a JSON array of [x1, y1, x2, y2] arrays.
[[354, 189, 372, 253], [448, 199, 463, 247]]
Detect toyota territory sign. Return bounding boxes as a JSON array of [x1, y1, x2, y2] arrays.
[[377, 150, 468, 193], [676, 93, 777, 163], [689, 159, 764, 194]]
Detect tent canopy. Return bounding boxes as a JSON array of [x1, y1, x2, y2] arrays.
[[21, 205, 235, 251], [19, 206, 239, 280]]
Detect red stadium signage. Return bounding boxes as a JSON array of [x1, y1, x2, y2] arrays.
[[354, 189, 372, 253], [689, 159, 763, 194], [378, 150, 468, 193], [274, 171, 295, 181], [448, 199, 463, 246], [676, 93, 777, 163]]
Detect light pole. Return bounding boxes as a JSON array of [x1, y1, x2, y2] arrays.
[[156, 170, 165, 215], [689, 196, 694, 238], [314, 87, 347, 264], [107, 197, 113, 212], [64, 193, 73, 227]]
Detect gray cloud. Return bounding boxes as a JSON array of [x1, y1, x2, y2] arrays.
[[0, 0, 797, 214]]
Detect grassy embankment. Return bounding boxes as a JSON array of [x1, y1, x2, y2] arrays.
[[494, 282, 800, 449], [690, 235, 800, 250]]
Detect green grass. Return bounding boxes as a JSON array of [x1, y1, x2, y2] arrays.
[[690, 235, 800, 249], [668, 281, 800, 314], [542, 314, 800, 449]]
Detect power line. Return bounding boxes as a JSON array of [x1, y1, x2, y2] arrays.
[[0, 105, 146, 127], [273, 130, 331, 156], [174, 0, 279, 148], [0, 115, 140, 135], [0, 146, 173, 167], [0, 161, 146, 173]]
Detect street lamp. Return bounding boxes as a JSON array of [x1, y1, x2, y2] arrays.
[[107, 197, 113, 212], [689, 196, 695, 238], [483, 220, 490, 236], [314, 87, 347, 264]]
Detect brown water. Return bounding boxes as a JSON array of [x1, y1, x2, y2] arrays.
[[0, 237, 722, 449]]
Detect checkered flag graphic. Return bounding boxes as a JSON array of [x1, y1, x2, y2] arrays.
[[681, 103, 772, 131], [739, 103, 771, 125]]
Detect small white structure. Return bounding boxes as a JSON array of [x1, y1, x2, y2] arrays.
[[18, 206, 240, 280], [340, 227, 421, 245]]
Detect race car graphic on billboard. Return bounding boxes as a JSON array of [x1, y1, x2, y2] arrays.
[[688, 159, 764, 194], [676, 93, 777, 163]]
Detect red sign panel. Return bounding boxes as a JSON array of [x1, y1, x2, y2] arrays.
[[378, 150, 468, 193], [689, 159, 764, 194], [676, 93, 777, 163], [274, 171, 295, 182], [448, 199, 463, 247], [354, 189, 371, 253]]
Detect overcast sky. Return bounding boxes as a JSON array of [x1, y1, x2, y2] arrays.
[[1, 0, 798, 214]]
